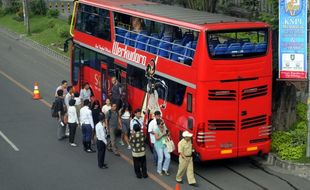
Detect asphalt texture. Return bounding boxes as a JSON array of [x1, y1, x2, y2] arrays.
[[0, 30, 310, 190]]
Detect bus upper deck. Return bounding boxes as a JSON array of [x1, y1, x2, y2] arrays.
[[74, 0, 270, 69]]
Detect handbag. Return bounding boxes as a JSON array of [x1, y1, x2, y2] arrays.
[[164, 137, 175, 153]]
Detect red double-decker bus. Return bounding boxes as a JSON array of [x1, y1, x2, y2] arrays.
[[68, 0, 272, 161]]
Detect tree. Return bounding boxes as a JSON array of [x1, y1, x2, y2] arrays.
[[1, 0, 11, 9], [177, 0, 218, 12], [1, 0, 21, 13]]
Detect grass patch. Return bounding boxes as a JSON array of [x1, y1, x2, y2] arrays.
[[0, 14, 69, 56], [0, 14, 26, 33]]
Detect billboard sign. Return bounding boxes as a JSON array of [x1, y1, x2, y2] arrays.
[[279, 0, 308, 79]]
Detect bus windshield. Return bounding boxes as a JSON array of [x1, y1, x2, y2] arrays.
[[207, 28, 268, 59]]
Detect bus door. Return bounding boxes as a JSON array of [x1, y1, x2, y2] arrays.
[[205, 81, 239, 158], [79, 49, 101, 102], [81, 66, 101, 101], [101, 64, 109, 103], [120, 70, 128, 103], [238, 77, 271, 156], [72, 45, 81, 89]]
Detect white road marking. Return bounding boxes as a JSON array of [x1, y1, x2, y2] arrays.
[[0, 130, 20, 151]]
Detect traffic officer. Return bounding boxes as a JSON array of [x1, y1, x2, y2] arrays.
[[176, 131, 198, 187]]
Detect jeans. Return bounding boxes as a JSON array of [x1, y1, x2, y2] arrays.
[[150, 143, 158, 165], [82, 124, 92, 150], [155, 145, 170, 173]]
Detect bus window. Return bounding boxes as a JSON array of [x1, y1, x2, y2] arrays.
[[127, 65, 147, 91], [127, 65, 186, 106], [76, 4, 111, 41], [207, 28, 268, 59], [154, 74, 186, 106], [72, 46, 80, 85], [187, 93, 192, 113], [79, 47, 100, 71]]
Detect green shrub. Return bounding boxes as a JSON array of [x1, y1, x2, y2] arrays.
[[271, 131, 292, 152], [278, 144, 305, 161], [12, 15, 23, 22], [290, 127, 307, 146], [31, 26, 44, 33], [272, 101, 308, 162], [14, 8, 24, 20], [0, 7, 6, 17], [29, 0, 47, 15], [57, 26, 70, 38], [47, 9, 59, 18], [296, 102, 307, 122], [47, 19, 55, 28]]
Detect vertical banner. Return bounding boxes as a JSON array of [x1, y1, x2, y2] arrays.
[[279, 0, 308, 79]]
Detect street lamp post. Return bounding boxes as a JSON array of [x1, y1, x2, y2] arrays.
[[307, 27, 310, 158]]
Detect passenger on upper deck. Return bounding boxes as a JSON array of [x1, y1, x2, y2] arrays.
[[86, 9, 98, 35], [161, 24, 182, 40], [131, 17, 144, 33]]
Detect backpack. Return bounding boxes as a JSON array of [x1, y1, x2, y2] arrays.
[[51, 100, 58, 118], [133, 118, 142, 128]]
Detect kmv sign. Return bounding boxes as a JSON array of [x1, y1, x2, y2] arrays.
[[279, 0, 308, 79]]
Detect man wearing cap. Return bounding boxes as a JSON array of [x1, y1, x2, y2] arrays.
[[176, 131, 197, 187]]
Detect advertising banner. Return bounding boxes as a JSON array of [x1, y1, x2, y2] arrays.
[[279, 0, 308, 79]]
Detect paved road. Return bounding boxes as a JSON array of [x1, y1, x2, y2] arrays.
[[0, 31, 310, 190]]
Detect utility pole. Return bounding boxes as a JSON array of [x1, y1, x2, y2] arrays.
[[307, 26, 310, 157], [23, 0, 30, 35]]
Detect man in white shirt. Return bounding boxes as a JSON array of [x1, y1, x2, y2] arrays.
[[80, 99, 95, 153], [55, 80, 68, 97], [130, 109, 144, 132], [64, 86, 74, 108], [96, 114, 108, 169], [80, 82, 92, 102], [64, 86, 74, 137], [67, 99, 79, 147], [148, 110, 161, 166]]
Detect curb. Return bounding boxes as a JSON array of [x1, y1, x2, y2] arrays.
[[263, 153, 310, 180], [0, 27, 70, 67]]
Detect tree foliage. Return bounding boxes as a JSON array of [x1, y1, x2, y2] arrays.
[[258, 0, 279, 29], [176, 0, 217, 12], [1, 0, 21, 14], [29, 0, 47, 16]]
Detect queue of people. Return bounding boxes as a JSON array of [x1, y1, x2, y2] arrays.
[[52, 79, 198, 187]]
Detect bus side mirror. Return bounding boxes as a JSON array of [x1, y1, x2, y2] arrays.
[[63, 37, 73, 52], [64, 42, 68, 52]]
